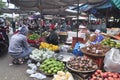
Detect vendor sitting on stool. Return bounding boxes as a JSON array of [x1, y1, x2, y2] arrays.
[[8, 26, 32, 65]]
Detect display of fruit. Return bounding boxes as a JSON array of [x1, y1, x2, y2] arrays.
[[101, 38, 116, 47], [67, 56, 98, 71], [101, 38, 120, 48], [86, 44, 110, 54], [39, 42, 59, 51], [115, 42, 120, 48], [90, 70, 120, 80], [28, 33, 40, 40], [39, 58, 65, 75], [29, 49, 55, 61], [52, 71, 74, 80]]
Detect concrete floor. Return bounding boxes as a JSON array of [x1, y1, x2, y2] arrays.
[[0, 53, 52, 80], [0, 33, 52, 80]]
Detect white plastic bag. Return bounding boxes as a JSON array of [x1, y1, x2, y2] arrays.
[[30, 73, 46, 79], [104, 48, 120, 73], [26, 69, 35, 75], [28, 63, 37, 71]]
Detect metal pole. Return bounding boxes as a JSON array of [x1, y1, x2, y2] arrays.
[[40, 0, 43, 19], [77, 0, 80, 42], [38, 0, 43, 36]]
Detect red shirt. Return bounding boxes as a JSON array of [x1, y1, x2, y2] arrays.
[[50, 24, 55, 30]]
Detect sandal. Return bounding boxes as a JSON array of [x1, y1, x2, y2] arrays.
[[12, 58, 24, 65]]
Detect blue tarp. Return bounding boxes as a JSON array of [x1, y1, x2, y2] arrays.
[[96, 1, 112, 9], [72, 0, 112, 11], [77, 4, 96, 11]]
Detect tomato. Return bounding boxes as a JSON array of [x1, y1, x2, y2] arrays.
[[108, 73, 113, 77], [95, 72, 98, 76], [96, 70, 102, 74], [104, 78, 108, 80], [113, 74, 118, 78], [108, 77, 114, 80]]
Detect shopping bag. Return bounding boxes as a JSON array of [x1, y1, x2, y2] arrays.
[[72, 42, 84, 56], [104, 48, 120, 73]]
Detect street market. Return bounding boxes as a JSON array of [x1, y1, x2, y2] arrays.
[[0, 0, 120, 80]]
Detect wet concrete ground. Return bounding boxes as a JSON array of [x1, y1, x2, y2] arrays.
[[0, 54, 52, 80]]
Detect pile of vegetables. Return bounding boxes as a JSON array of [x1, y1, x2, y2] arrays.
[[90, 70, 120, 80], [101, 38, 120, 48], [86, 44, 110, 54], [115, 43, 120, 48], [39, 58, 65, 75], [28, 33, 40, 40], [52, 71, 74, 80], [39, 42, 59, 51], [67, 56, 98, 71], [41, 31, 49, 37], [29, 49, 55, 61]]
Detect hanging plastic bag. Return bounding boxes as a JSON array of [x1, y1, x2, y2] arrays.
[[104, 48, 120, 73], [72, 42, 85, 56]]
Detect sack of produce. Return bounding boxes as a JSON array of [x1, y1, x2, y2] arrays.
[[104, 48, 120, 73]]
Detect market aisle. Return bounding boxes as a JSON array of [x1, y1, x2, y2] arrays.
[[0, 54, 52, 80]]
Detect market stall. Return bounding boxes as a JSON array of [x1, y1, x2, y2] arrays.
[[6, 0, 120, 80]]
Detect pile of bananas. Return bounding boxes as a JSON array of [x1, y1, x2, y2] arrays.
[[39, 42, 59, 51]]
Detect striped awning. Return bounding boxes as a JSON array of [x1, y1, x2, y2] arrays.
[[111, 0, 120, 10]]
